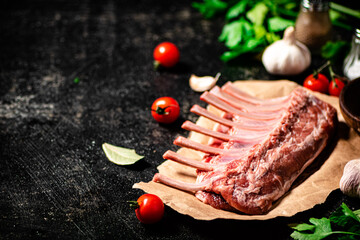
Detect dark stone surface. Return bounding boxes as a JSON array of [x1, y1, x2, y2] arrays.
[[1, 0, 359, 239]]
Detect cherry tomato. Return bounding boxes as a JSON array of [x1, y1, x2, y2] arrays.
[[151, 97, 180, 124], [134, 194, 164, 224], [329, 78, 346, 97], [303, 73, 330, 94], [153, 42, 180, 68]]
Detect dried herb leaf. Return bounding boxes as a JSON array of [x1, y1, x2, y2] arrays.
[[102, 143, 144, 165]]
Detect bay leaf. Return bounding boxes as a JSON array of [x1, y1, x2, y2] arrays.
[[102, 143, 144, 165]]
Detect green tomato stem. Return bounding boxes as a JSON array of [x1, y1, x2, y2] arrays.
[[152, 104, 179, 115], [128, 200, 139, 209], [152, 106, 170, 115], [328, 64, 335, 79], [313, 60, 330, 78], [153, 60, 161, 70]]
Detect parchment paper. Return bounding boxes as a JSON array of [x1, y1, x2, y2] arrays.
[[133, 80, 360, 220]]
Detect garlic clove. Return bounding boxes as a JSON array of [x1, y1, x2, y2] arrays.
[[189, 73, 221, 92], [339, 159, 360, 198]]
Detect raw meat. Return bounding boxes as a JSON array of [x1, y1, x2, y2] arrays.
[[153, 82, 337, 214]]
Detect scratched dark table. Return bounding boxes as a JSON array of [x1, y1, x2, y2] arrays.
[[1, 0, 360, 239]]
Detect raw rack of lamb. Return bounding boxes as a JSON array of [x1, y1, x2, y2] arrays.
[[153, 82, 337, 214]]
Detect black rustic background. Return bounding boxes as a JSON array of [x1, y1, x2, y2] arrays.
[[1, 0, 359, 239]]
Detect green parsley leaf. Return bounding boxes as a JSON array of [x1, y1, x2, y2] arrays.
[[290, 203, 360, 240], [220, 37, 265, 62], [321, 41, 349, 62], [219, 18, 253, 49], [225, 0, 248, 20], [269, 1, 298, 18], [219, 20, 245, 49], [290, 218, 333, 240], [290, 222, 315, 232], [246, 2, 269, 26], [253, 25, 267, 39], [330, 203, 360, 235], [265, 31, 281, 44], [192, 0, 228, 19], [268, 16, 294, 32], [354, 209, 360, 219]]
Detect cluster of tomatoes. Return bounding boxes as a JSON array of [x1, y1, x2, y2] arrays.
[[303, 62, 347, 97], [130, 43, 180, 225]]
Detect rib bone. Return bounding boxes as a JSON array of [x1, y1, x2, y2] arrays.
[[153, 173, 207, 192], [182, 120, 265, 143], [190, 105, 275, 131], [163, 150, 213, 171], [201, 92, 280, 121], [173, 136, 226, 155], [210, 86, 285, 113], [221, 81, 288, 106]]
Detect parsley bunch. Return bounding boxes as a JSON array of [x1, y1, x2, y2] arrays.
[[290, 203, 360, 240], [192, 0, 360, 62], [193, 0, 298, 62]]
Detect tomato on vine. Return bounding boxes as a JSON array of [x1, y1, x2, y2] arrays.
[[130, 194, 164, 224], [303, 73, 330, 94], [303, 61, 330, 94], [303, 61, 348, 96], [151, 97, 180, 124], [328, 78, 345, 97], [153, 42, 180, 68], [328, 64, 347, 97]]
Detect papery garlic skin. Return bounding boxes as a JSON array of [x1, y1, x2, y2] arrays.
[[340, 159, 360, 198], [262, 26, 311, 75], [189, 73, 220, 92]]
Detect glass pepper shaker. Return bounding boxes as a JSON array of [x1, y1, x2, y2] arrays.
[[343, 28, 360, 80], [295, 0, 332, 53]]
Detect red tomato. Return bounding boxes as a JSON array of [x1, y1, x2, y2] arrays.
[[328, 78, 346, 97], [153, 42, 180, 68], [303, 73, 330, 94], [134, 194, 164, 224], [151, 97, 180, 124]]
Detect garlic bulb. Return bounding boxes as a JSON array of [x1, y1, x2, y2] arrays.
[[262, 26, 311, 75], [339, 159, 360, 198], [189, 73, 221, 92]]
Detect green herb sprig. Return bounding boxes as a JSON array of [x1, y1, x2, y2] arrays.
[[193, 0, 298, 62], [192, 0, 360, 62], [289, 203, 360, 240]]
